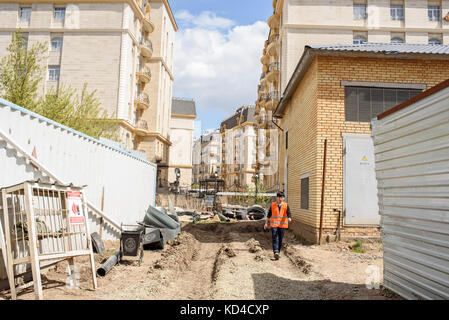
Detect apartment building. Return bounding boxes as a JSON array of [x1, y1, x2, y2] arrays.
[[219, 106, 257, 191], [270, 0, 449, 93], [0, 0, 177, 184], [195, 129, 222, 184], [192, 137, 202, 186], [138, 0, 177, 187], [273, 43, 449, 243], [167, 98, 196, 188]]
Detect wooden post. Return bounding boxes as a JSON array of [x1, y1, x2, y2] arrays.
[[24, 182, 43, 300], [0, 195, 9, 279], [318, 139, 328, 245], [81, 191, 97, 290], [2, 189, 16, 299]]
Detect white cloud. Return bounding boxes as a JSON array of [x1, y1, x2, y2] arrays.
[[175, 10, 236, 30], [173, 11, 269, 129]]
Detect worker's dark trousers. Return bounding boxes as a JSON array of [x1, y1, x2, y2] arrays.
[[271, 227, 285, 254]]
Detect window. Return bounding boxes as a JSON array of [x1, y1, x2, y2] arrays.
[[353, 3, 367, 19], [353, 36, 367, 45], [428, 5, 440, 21], [285, 130, 288, 150], [51, 37, 63, 51], [345, 86, 422, 122], [429, 37, 442, 45], [390, 4, 404, 20], [54, 7, 66, 22], [391, 37, 404, 43], [300, 175, 309, 210], [48, 66, 60, 81], [20, 33, 29, 50], [19, 7, 31, 22]]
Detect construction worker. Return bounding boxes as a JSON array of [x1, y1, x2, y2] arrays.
[[264, 191, 292, 260]]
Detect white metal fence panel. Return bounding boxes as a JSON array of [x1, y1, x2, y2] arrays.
[[0, 99, 157, 241], [372, 86, 449, 300]]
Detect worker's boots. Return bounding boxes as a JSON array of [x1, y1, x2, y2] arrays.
[[274, 252, 280, 260]]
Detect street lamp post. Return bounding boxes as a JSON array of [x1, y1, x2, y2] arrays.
[[213, 171, 219, 212], [253, 172, 260, 204]]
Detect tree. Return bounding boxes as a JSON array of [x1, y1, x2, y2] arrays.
[[36, 84, 120, 140], [0, 31, 120, 141], [0, 31, 47, 109]]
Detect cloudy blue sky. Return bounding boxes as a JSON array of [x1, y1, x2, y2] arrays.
[[170, 0, 272, 136]]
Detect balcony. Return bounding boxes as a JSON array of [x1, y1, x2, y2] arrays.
[[268, 13, 280, 29], [266, 91, 280, 110], [268, 91, 280, 101], [260, 72, 268, 86], [142, 16, 155, 33], [139, 37, 153, 58], [260, 49, 269, 65], [135, 119, 149, 136], [135, 92, 150, 110], [267, 34, 279, 56], [136, 65, 151, 83], [267, 61, 280, 82]]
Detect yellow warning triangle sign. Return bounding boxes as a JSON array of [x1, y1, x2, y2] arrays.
[[362, 156, 368, 161]]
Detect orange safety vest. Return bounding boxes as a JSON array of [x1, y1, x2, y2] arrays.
[[270, 202, 289, 229]]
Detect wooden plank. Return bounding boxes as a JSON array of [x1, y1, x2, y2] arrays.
[[0, 191, 11, 290], [82, 191, 97, 290], [12, 256, 31, 265], [38, 250, 91, 262], [24, 183, 43, 300], [2, 189, 17, 299]]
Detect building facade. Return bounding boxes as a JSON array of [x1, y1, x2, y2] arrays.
[[273, 43, 449, 244], [192, 137, 202, 186], [255, 0, 449, 190], [138, 0, 177, 187], [167, 98, 196, 188], [0, 0, 177, 184], [219, 106, 258, 191], [196, 129, 222, 183]]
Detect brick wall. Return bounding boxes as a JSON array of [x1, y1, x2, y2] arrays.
[[279, 55, 449, 243]]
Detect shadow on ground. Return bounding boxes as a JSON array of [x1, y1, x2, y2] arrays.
[[251, 273, 389, 300]]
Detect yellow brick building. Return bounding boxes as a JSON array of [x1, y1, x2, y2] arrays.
[[274, 43, 449, 244]]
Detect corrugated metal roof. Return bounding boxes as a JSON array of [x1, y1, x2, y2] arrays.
[[172, 98, 197, 116], [275, 43, 449, 117], [307, 43, 449, 55], [221, 106, 256, 130]]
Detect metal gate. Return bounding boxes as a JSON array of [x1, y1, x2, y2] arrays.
[[343, 134, 380, 225]]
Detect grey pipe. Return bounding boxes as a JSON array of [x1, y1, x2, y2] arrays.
[[97, 250, 121, 277]]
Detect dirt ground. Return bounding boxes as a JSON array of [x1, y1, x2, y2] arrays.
[[1, 221, 401, 300]]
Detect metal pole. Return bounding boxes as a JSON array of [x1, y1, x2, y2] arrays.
[[318, 139, 328, 245]]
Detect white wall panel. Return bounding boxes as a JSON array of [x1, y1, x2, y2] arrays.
[[372, 85, 449, 300], [0, 99, 157, 242]]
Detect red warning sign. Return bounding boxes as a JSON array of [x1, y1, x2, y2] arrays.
[[67, 191, 85, 225]]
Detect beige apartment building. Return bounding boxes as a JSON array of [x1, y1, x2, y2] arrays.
[[255, 0, 449, 191], [167, 98, 196, 188], [219, 106, 257, 191], [202, 129, 221, 180], [192, 129, 222, 185], [0, 0, 177, 185]]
